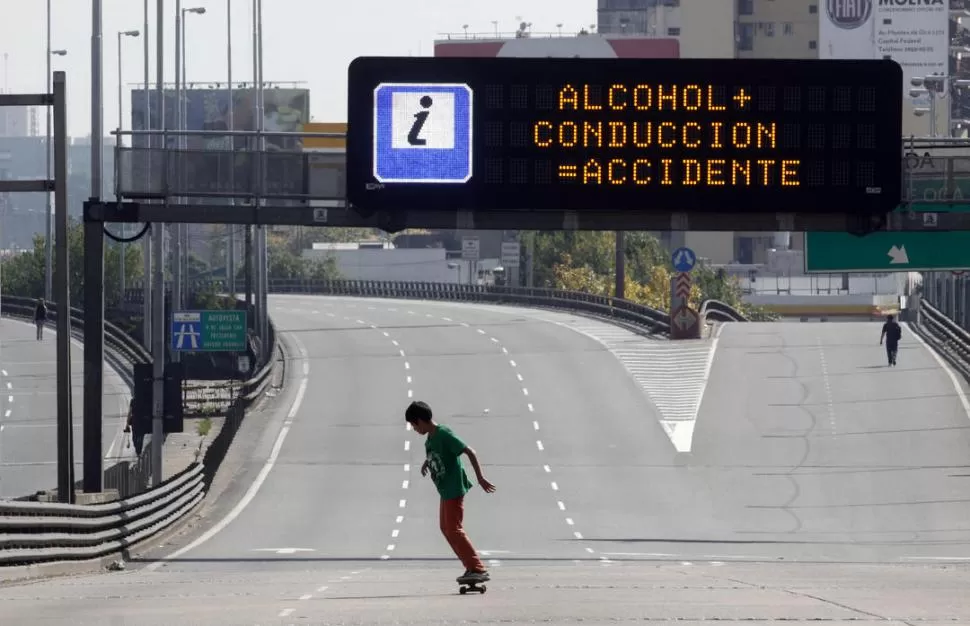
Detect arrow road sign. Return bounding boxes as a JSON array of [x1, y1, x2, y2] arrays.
[[673, 306, 698, 331], [671, 247, 697, 273], [670, 305, 701, 340], [674, 272, 691, 300], [887, 245, 909, 265]]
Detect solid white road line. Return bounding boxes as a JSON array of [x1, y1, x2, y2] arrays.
[[146, 335, 309, 570]]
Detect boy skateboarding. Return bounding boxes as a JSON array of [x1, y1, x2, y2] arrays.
[[405, 400, 496, 584]]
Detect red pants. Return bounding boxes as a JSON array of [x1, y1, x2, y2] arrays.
[[439, 496, 486, 573]]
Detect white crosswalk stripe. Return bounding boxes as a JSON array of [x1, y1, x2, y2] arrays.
[[546, 315, 716, 453]]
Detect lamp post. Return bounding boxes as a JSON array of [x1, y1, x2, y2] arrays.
[[44, 38, 67, 304], [116, 29, 140, 299], [172, 3, 206, 362], [227, 0, 236, 296]]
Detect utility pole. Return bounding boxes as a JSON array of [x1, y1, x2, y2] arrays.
[[83, 0, 106, 493], [226, 0, 236, 296], [151, 0, 166, 487], [142, 0, 153, 351], [172, 0, 183, 364]]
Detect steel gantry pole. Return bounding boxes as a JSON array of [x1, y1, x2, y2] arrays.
[[51, 71, 74, 504], [227, 0, 236, 297], [83, 0, 106, 493], [142, 0, 152, 351], [251, 0, 262, 351], [172, 0, 183, 363], [256, 0, 269, 349], [150, 0, 166, 488], [45, 0, 52, 302]]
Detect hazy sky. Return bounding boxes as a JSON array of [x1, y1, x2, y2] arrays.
[[2, 0, 596, 137]]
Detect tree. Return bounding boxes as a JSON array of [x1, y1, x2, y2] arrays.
[[234, 232, 342, 285], [0, 219, 142, 309], [522, 230, 776, 319]]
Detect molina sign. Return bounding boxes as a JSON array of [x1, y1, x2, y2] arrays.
[[346, 57, 902, 215]]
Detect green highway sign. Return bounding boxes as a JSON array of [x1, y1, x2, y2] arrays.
[[171, 310, 248, 352], [805, 172, 970, 273], [804, 230, 970, 273]]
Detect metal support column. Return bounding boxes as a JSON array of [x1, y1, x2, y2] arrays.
[[172, 1, 183, 364], [142, 0, 152, 352], [52, 72, 75, 503], [82, 0, 106, 494], [82, 222, 105, 493], [614, 230, 625, 300], [150, 0, 166, 488]]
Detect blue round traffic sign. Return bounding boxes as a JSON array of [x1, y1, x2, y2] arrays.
[[671, 247, 697, 273]]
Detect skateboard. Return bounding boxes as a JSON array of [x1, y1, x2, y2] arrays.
[[457, 576, 487, 595]]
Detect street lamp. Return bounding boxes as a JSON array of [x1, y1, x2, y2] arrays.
[[172, 3, 206, 358], [117, 30, 140, 139], [44, 47, 67, 303], [116, 29, 140, 299]]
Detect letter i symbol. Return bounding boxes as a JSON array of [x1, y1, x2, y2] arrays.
[[407, 95, 433, 146]]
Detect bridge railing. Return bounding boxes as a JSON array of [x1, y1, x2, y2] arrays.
[[0, 463, 204, 567], [262, 278, 750, 335], [915, 272, 970, 380]]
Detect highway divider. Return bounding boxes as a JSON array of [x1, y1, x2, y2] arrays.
[[0, 464, 204, 567], [264, 278, 750, 335]]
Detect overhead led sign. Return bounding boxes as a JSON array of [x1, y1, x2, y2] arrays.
[[347, 57, 903, 214]]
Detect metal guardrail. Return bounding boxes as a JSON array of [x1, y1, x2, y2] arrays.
[[916, 298, 970, 381], [0, 463, 204, 566], [1, 295, 150, 390], [0, 295, 274, 413], [263, 278, 750, 334]]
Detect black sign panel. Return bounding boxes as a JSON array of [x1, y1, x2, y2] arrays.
[[347, 57, 902, 214]]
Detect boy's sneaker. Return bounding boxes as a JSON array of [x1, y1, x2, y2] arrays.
[[457, 570, 489, 583]]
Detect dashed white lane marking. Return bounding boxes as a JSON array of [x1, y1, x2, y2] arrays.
[[458, 324, 593, 556], [817, 338, 837, 434], [277, 573, 363, 619]]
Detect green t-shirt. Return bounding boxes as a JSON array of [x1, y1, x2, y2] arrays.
[[425, 425, 474, 500]]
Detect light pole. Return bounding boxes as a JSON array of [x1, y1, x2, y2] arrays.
[[227, 0, 236, 296], [180, 6, 205, 305], [44, 39, 67, 304], [142, 0, 152, 352], [117, 29, 140, 300], [173, 3, 206, 363]]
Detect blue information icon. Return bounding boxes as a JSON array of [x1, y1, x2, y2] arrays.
[[671, 247, 697, 273], [373, 83, 473, 184]]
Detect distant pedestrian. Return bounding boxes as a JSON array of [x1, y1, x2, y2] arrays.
[[880, 314, 903, 367], [124, 398, 146, 456], [33, 298, 47, 341]]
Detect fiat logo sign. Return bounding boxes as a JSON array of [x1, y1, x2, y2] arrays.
[[826, 0, 872, 30]]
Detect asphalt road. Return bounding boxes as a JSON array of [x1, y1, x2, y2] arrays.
[[0, 318, 132, 499], [0, 297, 966, 625]]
